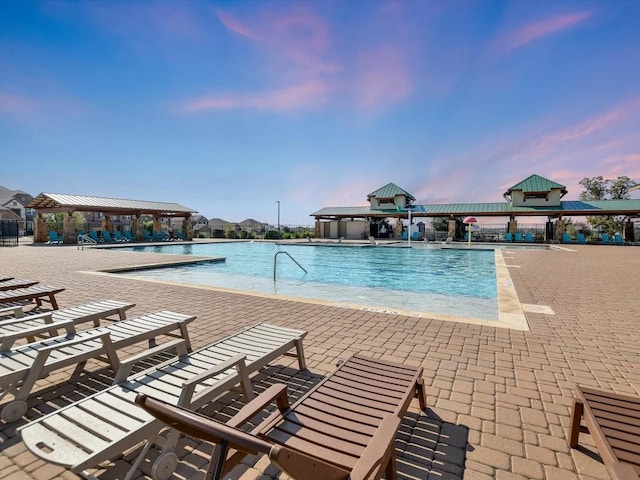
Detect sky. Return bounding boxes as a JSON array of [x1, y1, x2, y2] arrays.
[[1, 0, 639, 226]]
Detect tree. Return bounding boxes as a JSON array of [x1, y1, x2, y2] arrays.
[[578, 175, 638, 235], [45, 212, 86, 233]]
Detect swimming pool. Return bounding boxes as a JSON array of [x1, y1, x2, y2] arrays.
[[116, 242, 501, 321]]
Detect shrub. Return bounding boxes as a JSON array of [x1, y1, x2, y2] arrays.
[[264, 230, 281, 239]]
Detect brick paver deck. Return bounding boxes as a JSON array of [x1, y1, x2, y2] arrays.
[[0, 241, 638, 480]]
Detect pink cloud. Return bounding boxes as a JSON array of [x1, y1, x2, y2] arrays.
[[353, 47, 412, 108], [181, 80, 330, 112], [492, 11, 592, 55], [0, 92, 38, 116], [216, 10, 262, 42]]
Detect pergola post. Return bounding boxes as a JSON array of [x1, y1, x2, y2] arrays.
[[555, 218, 565, 241], [364, 218, 371, 239], [63, 211, 74, 243], [394, 218, 403, 238], [314, 220, 321, 239], [447, 218, 456, 239], [508, 216, 518, 235], [184, 214, 193, 240], [35, 213, 48, 243]]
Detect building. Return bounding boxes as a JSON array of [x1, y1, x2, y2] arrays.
[[311, 174, 640, 242]]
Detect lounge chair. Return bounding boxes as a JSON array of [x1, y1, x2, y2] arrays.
[[504, 232, 513, 242], [577, 233, 586, 244], [143, 230, 153, 241], [0, 278, 39, 291], [124, 230, 136, 242], [88, 230, 101, 243], [601, 233, 613, 244], [19, 322, 307, 480], [368, 236, 379, 246], [47, 231, 63, 245], [102, 230, 116, 243], [412, 231, 420, 241], [0, 276, 15, 282], [114, 230, 127, 242], [0, 299, 135, 342], [514, 232, 523, 242], [562, 233, 574, 243], [1, 310, 195, 422], [614, 233, 624, 245], [135, 353, 426, 480], [569, 385, 640, 479], [0, 285, 65, 310], [525, 232, 534, 242], [402, 231, 408, 240]]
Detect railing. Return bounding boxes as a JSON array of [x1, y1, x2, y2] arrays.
[[77, 234, 97, 250], [273, 251, 307, 281]]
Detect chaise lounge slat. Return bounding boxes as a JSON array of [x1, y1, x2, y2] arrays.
[[569, 385, 640, 480], [0, 285, 65, 310], [0, 300, 135, 345], [0, 310, 194, 422], [0, 279, 39, 291], [135, 353, 426, 480], [19, 322, 307, 480]]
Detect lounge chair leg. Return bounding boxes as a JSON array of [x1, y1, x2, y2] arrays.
[[295, 339, 307, 370], [569, 398, 584, 448], [416, 377, 427, 410], [385, 451, 397, 480]]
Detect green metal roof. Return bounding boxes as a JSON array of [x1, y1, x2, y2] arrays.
[[312, 199, 640, 218], [505, 174, 567, 194], [367, 183, 415, 201]]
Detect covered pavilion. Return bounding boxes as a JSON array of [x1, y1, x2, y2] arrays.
[[27, 193, 197, 243], [311, 174, 640, 242]]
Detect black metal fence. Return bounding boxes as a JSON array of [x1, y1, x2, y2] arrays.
[[0, 220, 19, 247]]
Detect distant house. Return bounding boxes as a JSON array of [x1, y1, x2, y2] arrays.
[[0, 186, 35, 235]]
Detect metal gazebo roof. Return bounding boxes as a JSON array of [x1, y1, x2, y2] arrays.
[[27, 193, 197, 217]]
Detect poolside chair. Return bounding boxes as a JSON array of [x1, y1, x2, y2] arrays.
[[601, 233, 612, 244], [1, 310, 195, 422], [88, 230, 101, 243], [124, 229, 136, 242], [368, 236, 379, 246], [102, 230, 116, 243], [0, 275, 15, 282], [47, 231, 63, 245], [0, 299, 135, 343], [412, 231, 420, 241], [0, 285, 65, 310], [19, 322, 307, 480], [143, 230, 153, 241], [569, 385, 640, 480], [577, 233, 586, 244], [135, 353, 426, 480], [504, 232, 513, 242], [562, 233, 573, 243], [614, 233, 624, 245], [525, 232, 534, 242], [0, 278, 39, 291], [114, 230, 127, 242], [514, 232, 523, 242], [402, 231, 408, 240]]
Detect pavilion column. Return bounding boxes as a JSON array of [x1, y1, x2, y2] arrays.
[[555, 218, 565, 241], [131, 215, 140, 241], [314, 220, 321, 239], [448, 219, 456, 239], [624, 220, 634, 242], [153, 216, 162, 233], [395, 219, 403, 239], [509, 218, 518, 234], [35, 213, 48, 243], [184, 215, 193, 240], [101, 215, 113, 234], [63, 212, 73, 244], [364, 219, 371, 239]]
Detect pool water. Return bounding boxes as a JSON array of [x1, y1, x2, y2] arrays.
[[118, 242, 499, 320]]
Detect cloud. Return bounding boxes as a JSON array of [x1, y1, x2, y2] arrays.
[[353, 46, 412, 108], [0, 92, 38, 117], [180, 79, 330, 112], [491, 11, 592, 55], [216, 10, 262, 42]]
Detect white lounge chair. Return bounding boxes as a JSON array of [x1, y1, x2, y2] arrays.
[[0, 310, 195, 422], [0, 285, 65, 310], [0, 278, 39, 291], [0, 300, 135, 343], [19, 322, 307, 480]]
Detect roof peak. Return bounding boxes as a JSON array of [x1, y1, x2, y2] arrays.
[[367, 183, 416, 201]]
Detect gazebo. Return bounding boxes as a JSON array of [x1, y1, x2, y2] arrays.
[[27, 193, 197, 243]]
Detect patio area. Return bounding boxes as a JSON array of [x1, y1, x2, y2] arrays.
[[0, 241, 638, 480]]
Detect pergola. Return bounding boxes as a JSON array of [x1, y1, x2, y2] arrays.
[[27, 193, 197, 243]]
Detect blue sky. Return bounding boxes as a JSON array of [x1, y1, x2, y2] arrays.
[[1, 0, 639, 225]]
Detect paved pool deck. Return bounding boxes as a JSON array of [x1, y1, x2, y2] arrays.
[[0, 240, 638, 480]]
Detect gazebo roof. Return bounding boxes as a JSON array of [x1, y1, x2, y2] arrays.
[[367, 183, 416, 201], [27, 193, 196, 217], [505, 174, 567, 195]]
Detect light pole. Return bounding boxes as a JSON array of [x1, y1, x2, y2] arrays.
[[276, 201, 280, 235]]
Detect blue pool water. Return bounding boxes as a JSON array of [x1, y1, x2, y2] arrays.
[[117, 242, 499, 320]]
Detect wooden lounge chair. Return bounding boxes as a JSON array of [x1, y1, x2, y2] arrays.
[[569, 385, 640, 479], [19, 322, 307, 480], [0, 275, 15, 282], [0, 278, 39, 291], [0, 299, 135, 343], [1, 310, 194, 422], [135, 353, 426, 480], [0, 285, 65, 309]]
